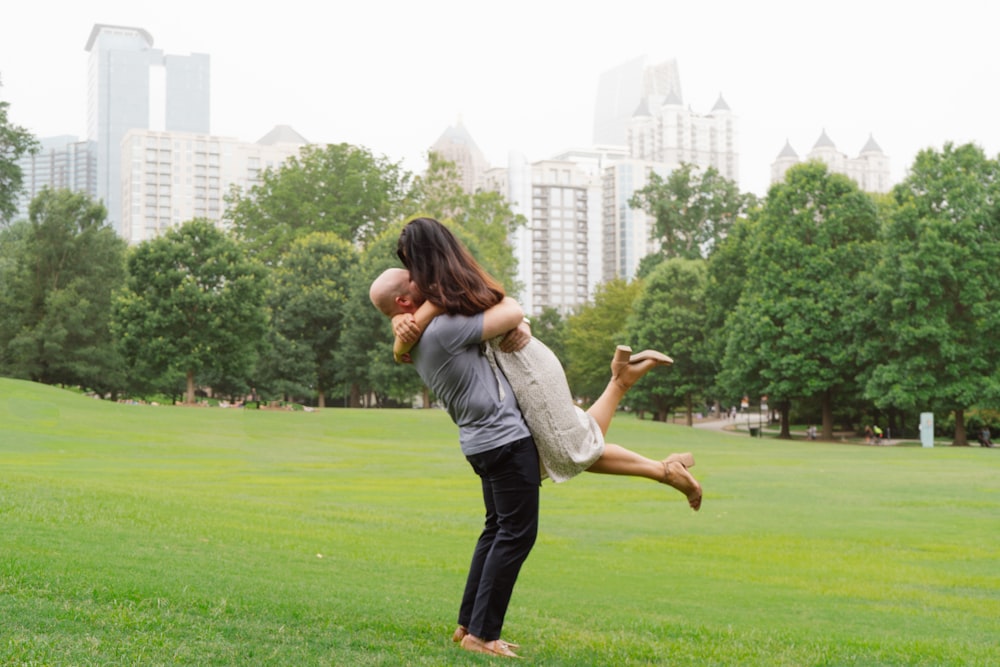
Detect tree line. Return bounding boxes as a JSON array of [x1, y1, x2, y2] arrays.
[[2, 101, 998, 443]]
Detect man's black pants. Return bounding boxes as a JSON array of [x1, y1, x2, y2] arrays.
[[459, 435, 540, 641]]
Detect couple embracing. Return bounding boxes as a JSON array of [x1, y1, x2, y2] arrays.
[[369, 217, 702, 658]]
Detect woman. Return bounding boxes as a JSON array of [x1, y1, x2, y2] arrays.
[[392, 217, 702, 509]]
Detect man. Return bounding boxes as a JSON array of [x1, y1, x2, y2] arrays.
[[370, 268, 534, 658]]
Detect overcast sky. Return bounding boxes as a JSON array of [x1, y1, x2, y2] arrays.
[[2, 0, 997, 196]]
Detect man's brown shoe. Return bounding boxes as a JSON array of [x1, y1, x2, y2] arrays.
[[452, 625, 520, 649], [460, 633, 521, 658]]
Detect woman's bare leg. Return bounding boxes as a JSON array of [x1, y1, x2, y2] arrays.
[[581, 347, 702, 510], [586, 444, 702, 510], [587, 379, 627, 437], [586, 443, 664, 479]]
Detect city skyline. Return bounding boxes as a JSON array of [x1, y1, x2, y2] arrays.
[[2, 0, 998, 198]]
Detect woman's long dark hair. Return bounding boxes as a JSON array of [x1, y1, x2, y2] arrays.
[[397, 217, 505, 316]]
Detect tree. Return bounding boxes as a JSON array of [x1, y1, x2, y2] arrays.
[[408, 152, 526, 293], [563, 278, 642, 403], [629, 163, 755, 260], [112, 219, 268, 403], [0, 188, 126, 394], [338, 221, 427, 407], [703, 210, 759, 406], [260, 232, 358, 406], [226, 143, 411, 262], [866, 143, 1000, 445], [626, 258, 712, 423], [0, 97, 38, 224], [720, 162, 879, 439]]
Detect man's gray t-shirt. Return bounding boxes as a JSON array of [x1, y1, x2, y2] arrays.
[[410, 312, 529, 456]]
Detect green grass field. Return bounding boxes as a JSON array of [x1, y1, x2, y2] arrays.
[[2, 377, 998, 666]]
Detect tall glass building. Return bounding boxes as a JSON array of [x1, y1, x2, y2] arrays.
[[85, 24, 209, 235]]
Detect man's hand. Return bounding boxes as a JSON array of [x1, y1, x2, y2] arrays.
[[498, 320, 531, 353], [392, 313, 421, 343]]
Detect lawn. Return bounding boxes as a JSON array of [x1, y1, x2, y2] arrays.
[[1, 378, 998, 666]]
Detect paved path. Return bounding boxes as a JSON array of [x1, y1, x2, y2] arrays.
[[690, 417, 746, 436], [691, 417, 914, 445]]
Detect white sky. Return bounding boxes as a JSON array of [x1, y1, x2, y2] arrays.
[[2, 0, 997, 197]]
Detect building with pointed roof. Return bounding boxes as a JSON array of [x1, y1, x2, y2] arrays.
[[257, 125, 310, 146], [450, 57, 739, 313], [770, 130, 891, 193], [711, 93, 731, 113], [625, 66, 738, 184], [592, 57, 685, 146], [428, 118, 489, 193], [770, 139, 799, 185]]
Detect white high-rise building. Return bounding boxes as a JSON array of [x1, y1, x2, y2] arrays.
[[602, 58, 738, 280], [86, 24, 210, 235], [627, 92, 738, 183], [486, 153, 604, 316], [440, 56, 739, 311], [770, 130, 891, 193], [120, 125, 307, 244]]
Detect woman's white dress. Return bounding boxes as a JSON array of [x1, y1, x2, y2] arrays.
[[485, 337, 605, 482]]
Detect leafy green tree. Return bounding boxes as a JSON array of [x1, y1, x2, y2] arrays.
[[406, 152, 467, 221], [0, 97, 38, 224], [866, 143, 1000, 445], [338, 221, 426, 407], [0, 220, 29, 358], [626, 258, 712, 423], [846, 192, 908, 434], [703, 210, 759, 406], [260, 232, 358, 406], [226, 143, 411, 262], [0, 189, 126, 394], [720, 162, 879, 438], [408, 152, 526, 293], [563, 278, 642, 402], [629, 163, 755, 260], [112, 219, 268, 403]]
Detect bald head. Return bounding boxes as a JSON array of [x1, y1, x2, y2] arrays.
[[369, 268, 419, 317]]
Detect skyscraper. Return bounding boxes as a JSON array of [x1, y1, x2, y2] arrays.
[[14, 135, 97, 221], [603, 58, 738, 280], [592, 56, 682, 147], [85, 24, 209, 235]]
